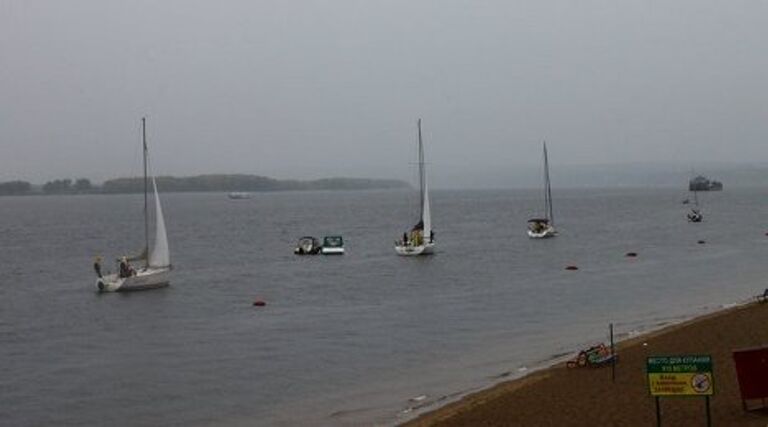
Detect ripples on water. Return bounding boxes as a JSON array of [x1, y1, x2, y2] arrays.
[[1, 188, 767, 426]]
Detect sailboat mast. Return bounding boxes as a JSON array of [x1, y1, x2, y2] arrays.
[[543, 142, 554, 226], [417, 118, 425, 221], [142, 117, 149, 268]]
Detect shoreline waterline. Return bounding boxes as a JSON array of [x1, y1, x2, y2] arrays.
[[401, 296, 767, 426]]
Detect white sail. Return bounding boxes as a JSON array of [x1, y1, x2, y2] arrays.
[[148, 176, 170, 268], [422, 174, 431, 239]]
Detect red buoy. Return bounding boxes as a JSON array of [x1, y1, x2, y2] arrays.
[[253, 300, 266, 307], [565, 265, 579, 271]]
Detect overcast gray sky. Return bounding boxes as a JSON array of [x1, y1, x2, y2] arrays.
[[1, 0, 767, 187]]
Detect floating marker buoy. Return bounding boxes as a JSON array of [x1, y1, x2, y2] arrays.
[[697, 240, 706, 245], [565, 265, 579, 271], [625, 252, 638, 258], [252, 300, 266, 307]]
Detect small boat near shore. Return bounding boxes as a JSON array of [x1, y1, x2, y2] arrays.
[[95, 118, 172, 292], [395, 119, 435, 256]]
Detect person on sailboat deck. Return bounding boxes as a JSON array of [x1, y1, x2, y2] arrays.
[[411, 230, 422, 246], [529, 220, 546, 233], [118, 256, 135, 278], [430, 230, 434, 243], [409, 220, 424, 246], [402, 232, 409, 246], [93, 256, 103, 278]]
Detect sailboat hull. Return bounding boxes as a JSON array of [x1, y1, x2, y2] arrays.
[[394, 242, 435, 256], [527, 228, 558, 239], [97, 267, 171, 292]]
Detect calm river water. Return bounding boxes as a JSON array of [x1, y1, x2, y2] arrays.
[[1, 188, 766, 426]]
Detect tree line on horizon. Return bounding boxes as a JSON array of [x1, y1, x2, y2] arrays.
[[0, 174, 409, 196]]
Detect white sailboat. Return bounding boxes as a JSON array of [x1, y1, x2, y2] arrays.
[[395, 119, 435, 256], [96, 118, 172, 292], [527, 142, 558, 238], [687, 188, 703, 223]]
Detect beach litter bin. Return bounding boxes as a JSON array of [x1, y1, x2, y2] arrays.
[[733, 346, 768, 411]]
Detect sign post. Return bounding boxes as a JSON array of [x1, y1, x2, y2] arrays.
[[647, 355, 714, 426], [610, 323, 616, 383]]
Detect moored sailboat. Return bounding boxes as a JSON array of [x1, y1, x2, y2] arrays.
[[528, 142, 558, 238], [687, 188, 703, 223], [95, 118, 172, 292], [395, 119, 435, 256]]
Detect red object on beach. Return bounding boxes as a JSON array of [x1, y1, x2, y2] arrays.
[[565, 265, 579, 271], [733, 346, 768, 411], [253, 300, 267, 307]]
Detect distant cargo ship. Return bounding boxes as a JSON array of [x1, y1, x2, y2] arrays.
[[689, 175, 723, 191]]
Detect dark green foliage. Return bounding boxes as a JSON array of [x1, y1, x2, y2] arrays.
[[42, 179, 73, 194], [0, 175, 409, 196], [0, 180, 32, 195], [74, 178, 93, 192]]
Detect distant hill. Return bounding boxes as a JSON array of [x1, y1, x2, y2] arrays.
[[0, 174, 410, 196]]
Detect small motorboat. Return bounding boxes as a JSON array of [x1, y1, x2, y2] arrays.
[[321, 235, 345, 255], [294, 236, 322, 255]]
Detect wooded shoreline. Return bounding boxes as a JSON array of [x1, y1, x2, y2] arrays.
[[0, 174, 409, 196]]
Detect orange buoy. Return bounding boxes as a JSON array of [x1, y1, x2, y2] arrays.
[[253, 300, 267, 307], [625, 252, 638, 258], [565, 265, 579, 271]]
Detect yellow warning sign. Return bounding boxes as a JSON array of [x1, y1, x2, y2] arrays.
[[648, 372, 714, 396], [647, 356, 714, 396]]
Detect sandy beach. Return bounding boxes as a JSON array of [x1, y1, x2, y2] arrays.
[[405, 300, 768, 427]]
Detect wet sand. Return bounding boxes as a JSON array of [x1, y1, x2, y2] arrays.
[[405, 301, 768, 426]]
